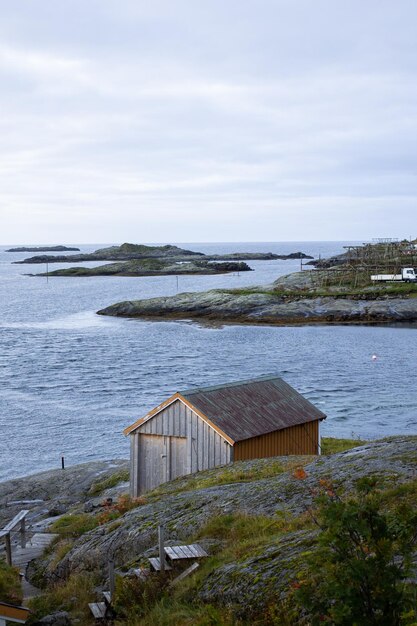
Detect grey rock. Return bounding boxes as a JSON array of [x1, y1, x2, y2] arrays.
[[0, 459, 128, 527], [97, 274, 417, 325], [47, 437, 417, 582], [33, 611, 71, 625]]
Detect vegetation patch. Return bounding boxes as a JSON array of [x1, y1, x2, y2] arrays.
[[321, 437, 366, 455], [88, 469, 130, 496], [293, 476, 417, 624], [148, 458, 311, 499], [28, 572, 97, 626], [225, 283, 417, 300], [0, 560, 23, 605], [51, 513, 99, 538]]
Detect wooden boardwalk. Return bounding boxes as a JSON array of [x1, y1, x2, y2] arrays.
[[1, 531, 58, 600]]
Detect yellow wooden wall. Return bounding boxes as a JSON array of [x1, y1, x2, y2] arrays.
[[233, 420, 320, 461]]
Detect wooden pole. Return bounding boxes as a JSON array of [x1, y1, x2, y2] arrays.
[[108, 559, 115, 601], [158, 525, 165, 573], [20, 517, 26, 549], [5, 533, 12, 566]]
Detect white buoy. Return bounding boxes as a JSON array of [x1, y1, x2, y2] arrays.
[[372, 354, 378, 361]]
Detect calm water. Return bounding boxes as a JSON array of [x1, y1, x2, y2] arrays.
[[1, 241, 416, 480]]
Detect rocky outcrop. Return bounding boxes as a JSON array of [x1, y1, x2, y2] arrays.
[[0, 460, 128, 528], [15, 242, 313, 265], [207, 252, 313, 261], [97, 284, 417, 325], [6, 246, 80, 253], [30, 437, 417, 596], [2, 437, 417, 618], [14, 243, 203, 264], [305, 251, 350, 267], [33, 260, 252, 278]]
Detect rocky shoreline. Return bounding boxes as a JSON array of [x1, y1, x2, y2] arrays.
[[97, 272, 417, 326], [33, 259, 252, 278]]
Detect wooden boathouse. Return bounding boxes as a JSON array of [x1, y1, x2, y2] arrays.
[[124, 375, 326, 496]]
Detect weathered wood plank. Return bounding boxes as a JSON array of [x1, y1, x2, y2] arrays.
[[88, 602, 107, 619], [148, 557, 172, 571], [2, 510, 29, 533], [103, 591, 111, 606], [164, 544, 208, 560], [188, 544, 208, 557], [170, 561, 199, 586]]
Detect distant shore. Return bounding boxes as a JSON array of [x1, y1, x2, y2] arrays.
[[6, 245, 80, 252]]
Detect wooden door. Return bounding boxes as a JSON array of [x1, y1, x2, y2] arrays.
[[138, 434, 188, 494], [169, 436, 187, 480], [138, 434, 168, 493]]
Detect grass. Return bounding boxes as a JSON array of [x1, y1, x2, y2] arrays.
[[148, 458, 310, 498], [27, 573, 97, 626], [88, 469, 130, 496], [321, 437, 366, 455], [113, 510, 310, 626], [51, 513, 99, 538], [224, 283, 417, 300], [381, 478, 417, 509], [0, 560, 23, 605]]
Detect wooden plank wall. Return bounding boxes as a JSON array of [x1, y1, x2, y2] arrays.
[[131, 400, 233, 495], [234, 420, 319, 461]]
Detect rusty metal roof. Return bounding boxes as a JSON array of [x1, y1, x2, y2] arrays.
[[181, 375, 326, 442]]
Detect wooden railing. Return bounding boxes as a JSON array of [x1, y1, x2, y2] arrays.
[[0, 510, 29, 566]]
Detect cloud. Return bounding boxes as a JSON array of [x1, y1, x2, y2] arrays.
[[0, 1, 416, 243]]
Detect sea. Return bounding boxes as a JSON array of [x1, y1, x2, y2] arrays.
[[1, 241, 416, 481]]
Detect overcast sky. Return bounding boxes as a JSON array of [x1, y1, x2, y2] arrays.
[[1, 1, 416, 244]]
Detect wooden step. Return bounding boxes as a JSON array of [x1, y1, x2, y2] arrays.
[[102, 591, 111, 606], [89, 602, 107, 620], [148, 557, 172, 571], [171, 561, 200, 586], [164, 544, 208, 560]]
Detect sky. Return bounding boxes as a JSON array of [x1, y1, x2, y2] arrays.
[[0, 0, 416, 244]]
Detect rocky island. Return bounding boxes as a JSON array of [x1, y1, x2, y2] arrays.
[[14, 243, 202, 264], [35, 259, 252, 277], [96, 241, 417, 325], [97, 269, 417, 325], [15, 242, 313, 264], [1, 436, 416, 624], [7, 245, 80, 253]]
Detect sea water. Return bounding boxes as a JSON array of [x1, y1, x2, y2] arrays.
[[0, 241, 416, 480]]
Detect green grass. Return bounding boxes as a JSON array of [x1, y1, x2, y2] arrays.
[[224, 283, 417, 300], [113, 511, 311, 626], [88, 469, 130, 496], [27, 573, 97, 626], [0, 560, 23, 605], [321, 437, 366, 455], [51, 513, 99, 538], [148, 458, 310, 498]]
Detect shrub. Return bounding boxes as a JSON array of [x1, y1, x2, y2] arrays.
[[294, 476, 417, 625]]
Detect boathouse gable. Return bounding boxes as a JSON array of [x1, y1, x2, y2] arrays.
[[128, 397, 233, 496]]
